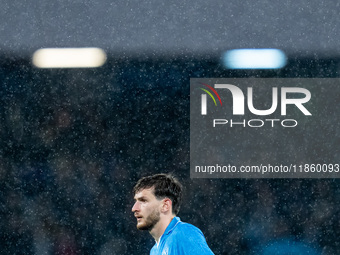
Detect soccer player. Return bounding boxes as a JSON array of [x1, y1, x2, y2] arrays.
[[132, 173, 215, 255]]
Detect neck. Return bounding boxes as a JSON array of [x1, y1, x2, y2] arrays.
[[150, 215, 175, 243]]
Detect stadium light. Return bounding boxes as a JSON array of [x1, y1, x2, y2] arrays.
[[222, 49, 287, 69], [32, 47, 107, 68]]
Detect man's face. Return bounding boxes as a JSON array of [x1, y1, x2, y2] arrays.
[[132, 188, 162, 231]]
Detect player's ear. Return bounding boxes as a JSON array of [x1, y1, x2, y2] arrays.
[[161, 198, 172, 213]]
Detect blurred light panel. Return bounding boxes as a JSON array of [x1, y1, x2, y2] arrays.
[[32, 48, 107, 68], [222, 49, 287, 69]]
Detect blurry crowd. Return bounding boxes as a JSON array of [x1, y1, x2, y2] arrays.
[[0, 57, 339, 254]]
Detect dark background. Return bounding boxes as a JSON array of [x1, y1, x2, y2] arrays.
[[1, 1, 340, 254]]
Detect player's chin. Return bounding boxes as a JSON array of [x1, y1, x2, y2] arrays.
[[136, 222, 148, 230]]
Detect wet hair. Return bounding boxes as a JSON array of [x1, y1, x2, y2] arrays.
[[133, 173, 183, 215]]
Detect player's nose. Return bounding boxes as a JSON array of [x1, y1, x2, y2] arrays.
[[132, 201, 139, 212]]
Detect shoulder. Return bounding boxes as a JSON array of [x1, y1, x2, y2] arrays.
[[174, 221, 203, 234], [166, 220, 215, 254], [169, 220, 206, 241]]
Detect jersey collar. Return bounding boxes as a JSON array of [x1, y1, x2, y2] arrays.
[[155, 217, 181, 246], [164, 216, 181, 235]]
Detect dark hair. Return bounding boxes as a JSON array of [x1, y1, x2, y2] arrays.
[[133, 173, 183, 215]]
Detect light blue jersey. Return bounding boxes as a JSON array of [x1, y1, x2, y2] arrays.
[[150, 217, 215, 255]]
